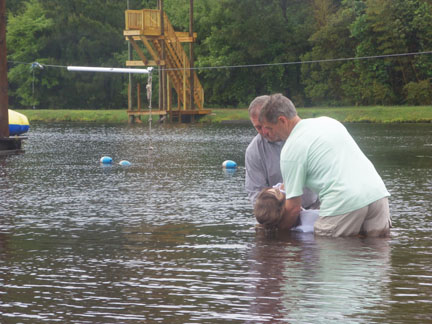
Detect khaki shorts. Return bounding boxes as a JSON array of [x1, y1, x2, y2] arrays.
[[314, 197, 391, 237]]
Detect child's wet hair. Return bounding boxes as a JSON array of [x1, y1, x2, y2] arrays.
[[254, 188, 285, 228]]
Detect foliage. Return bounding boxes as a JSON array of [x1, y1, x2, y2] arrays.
[[39, 0, 128, 109], [7, 0, 54, 107], [300, 0, 432, 106], [6, 0, 432, 108], [349, 0, 432, 105], [195, 0, 314, 106], [301, 0, 357, 106], [404, 79, 432, 105]]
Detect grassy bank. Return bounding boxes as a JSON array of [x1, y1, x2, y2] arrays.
[[206, 106, 432, 123], [16, 106, 432, 124], [16, 109, 130, 123]]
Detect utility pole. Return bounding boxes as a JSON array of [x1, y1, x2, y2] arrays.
[[159, 0, 166, 113], [0, 0, 9, 138], [127, 0, 133, 117], [189, 0, 195, 122]]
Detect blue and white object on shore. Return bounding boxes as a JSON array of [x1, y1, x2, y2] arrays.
[[119, 160, 131, 166], [222, 160, 237, 169], [8, 109, 30, 136], [100, 156, 113, 164]]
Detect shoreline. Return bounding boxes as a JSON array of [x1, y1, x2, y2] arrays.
[[16, 106, 432, 124]]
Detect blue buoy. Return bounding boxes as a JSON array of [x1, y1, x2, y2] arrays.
[[222, 160, 237, 169], [100, 156, 113, 164], [119, 160, 131, 166]]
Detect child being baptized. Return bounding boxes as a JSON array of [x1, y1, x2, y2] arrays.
[[254, 184, 319, 233]]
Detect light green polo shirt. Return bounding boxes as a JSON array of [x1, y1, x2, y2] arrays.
[[281, 117, 389, 217]]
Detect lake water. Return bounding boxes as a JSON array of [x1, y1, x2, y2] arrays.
[[0, 121, 431, 323]]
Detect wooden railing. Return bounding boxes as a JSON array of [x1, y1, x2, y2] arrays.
[[162, 12, 204, 109], [125, 9, 160, 35]]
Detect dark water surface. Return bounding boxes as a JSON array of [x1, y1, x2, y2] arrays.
[[0, 122, 431, 323]]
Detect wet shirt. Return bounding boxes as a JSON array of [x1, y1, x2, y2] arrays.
[[281, 117, 390, 217], [245, 134, 318, 208], [245, 134, 284, 205]]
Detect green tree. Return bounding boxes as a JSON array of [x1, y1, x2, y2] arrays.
[[7, 0, 432, 109], [302, 0, 432, 106], [195, 0, 313, 107], [7, 0, 54, 107], [350, 0, 432, 105], [6, 0, 28, 14], [40, 0, 128, 109], [300, 0, 358, 106]]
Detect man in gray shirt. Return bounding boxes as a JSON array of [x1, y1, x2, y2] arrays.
[[245, 95, 318, 208]]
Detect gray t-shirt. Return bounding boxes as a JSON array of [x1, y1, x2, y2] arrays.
[[245, 134, 318, 207]]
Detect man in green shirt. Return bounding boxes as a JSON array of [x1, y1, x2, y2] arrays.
[[258, 94, 391, 237]]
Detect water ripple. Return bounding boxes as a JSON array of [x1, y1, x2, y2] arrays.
[[1, 123, 431, 323]]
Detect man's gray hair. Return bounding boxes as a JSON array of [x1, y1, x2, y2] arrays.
[[259, 93, 297, 124], [248, 95, 270, 118]]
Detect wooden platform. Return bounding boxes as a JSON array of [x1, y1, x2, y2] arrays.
[[0, 136, 26, 155], [127, 109, 211, 116], [127, 110, 167, 116], [127, 109, 212, 123], [170, 109, 212, 116]]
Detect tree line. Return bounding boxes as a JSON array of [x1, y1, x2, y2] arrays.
[[6, 0, 432, 109]]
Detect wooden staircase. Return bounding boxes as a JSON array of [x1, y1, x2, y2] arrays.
[[124, 9, 210, 121]]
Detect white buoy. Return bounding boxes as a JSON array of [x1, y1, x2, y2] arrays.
[[222, 160, 237, 169], [119, 160, 131, 166], [100, 156, 113, 164]]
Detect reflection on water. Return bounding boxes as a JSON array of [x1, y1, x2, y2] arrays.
[[250, 233, 392, 322], [0, 122, 431, 323]]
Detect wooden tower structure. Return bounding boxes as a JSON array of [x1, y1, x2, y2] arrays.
[[124, 0, 210, 122]]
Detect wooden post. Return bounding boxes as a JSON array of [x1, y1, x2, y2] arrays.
[[160, 0, 167, 113], [137, 83, 141, 112], [157, 0, 162, 112], [158, 66, 162, 111], [128, 82, 134, 123], [0, 0, 9, 138], [167, 75, 171, 111], [183, 52, 187, 111], [128, 80, 132, 109], [177, 89, 180, 111]]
